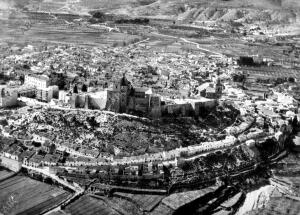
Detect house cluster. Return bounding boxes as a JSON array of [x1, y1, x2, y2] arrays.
[[0, 135, 167, 179], [0, 137, 63, 170], [0, 37, 232, 118], [0, 112, 268, 174], [0, 139, 34, 171], [24, 74, 59, 102], [0, 74, 59, 107]]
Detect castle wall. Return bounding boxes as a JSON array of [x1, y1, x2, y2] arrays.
[[195, 100, 217, 116], [76, 94, 86, 108], [162, 103, 194, 117], [88, 91, 108, 110], [106, 91, 120, 112], [0, 93, 18, 107], [134, 96, 150, 113], [70, 94, 77, 108], [150, 107, 162, 119], [120, 86, 130, 113]]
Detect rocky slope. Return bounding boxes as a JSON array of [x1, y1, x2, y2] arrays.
[[7, 0, 299, 33], [114, 0, 300, 28]]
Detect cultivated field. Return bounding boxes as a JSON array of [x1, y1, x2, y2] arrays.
[[64, 195, 119, 215], [114, 192, 164, 212], [65, 194, 148, 215], [241, 66, 300, 80], [161, 186, 217, 210], [0, 21, 142, 48], [0, 175, 71, 215]]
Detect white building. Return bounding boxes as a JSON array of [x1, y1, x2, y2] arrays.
[[36, 85, 58, 102], [59, 90, 72, 104], [24, 74, 49, 89]]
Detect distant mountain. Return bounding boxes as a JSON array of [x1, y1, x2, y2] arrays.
[[110, 0, 300, 25], [4, 0, 300, 28]]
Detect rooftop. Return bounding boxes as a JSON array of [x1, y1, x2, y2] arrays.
[[26, 74, 50, 81], [173, 97, 214, 104]]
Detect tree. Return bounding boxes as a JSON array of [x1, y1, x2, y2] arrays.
[[288, 77, 295, 83], [178, 160, 191, 171], [292, 116, 298, 133], [92, 11, 105, 19], [73, 85, 78, 94], [82, 84, 88, 92], [32, 141, 41, 147]]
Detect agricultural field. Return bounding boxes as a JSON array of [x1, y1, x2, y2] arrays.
[[105, 196, 142, 215], [65, 194, 155, 215], [0, 20, 142, 48], [149, 203, 174, 215], [113, 192, 164, 212], [161, 186, 217, 210], [0, 175, 71, 215], [64, 195, 120, 215]]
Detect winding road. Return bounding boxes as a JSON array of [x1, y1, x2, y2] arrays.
[[180, 38, 223, 57], [151, 32, 223, 56]]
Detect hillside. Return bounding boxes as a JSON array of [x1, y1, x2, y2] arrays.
[[5, 0, 299, 28], [112, 0, 300, 26], [0, 0, 298, 35]]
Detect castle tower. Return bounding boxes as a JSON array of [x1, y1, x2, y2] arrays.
[[119, 73, 132, 113]]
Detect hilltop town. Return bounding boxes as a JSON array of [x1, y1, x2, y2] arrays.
[[0, 38, 300, 214]]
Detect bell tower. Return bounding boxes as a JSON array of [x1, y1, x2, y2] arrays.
[[215, 78, 223, 97], [119, 73, 131, 113]]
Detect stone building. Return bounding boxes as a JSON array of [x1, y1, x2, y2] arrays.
[[199, 78, 223, 99], [0, 88, 18, 108], [106, 74, 156, 115], [35, 86, 58, 102], [0, 145, 22, 172]]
